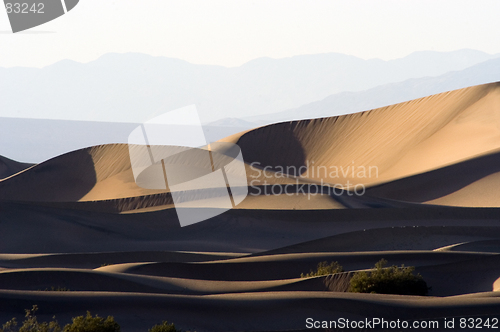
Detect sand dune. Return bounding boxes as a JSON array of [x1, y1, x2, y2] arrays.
[[416, 254, 500, 296], [0, 145, 168, 203], [229, 83, 500, 186], [1, 290, 500, 332], [3, 200, 500, 254], [0, 155, 33, 180], [434, 239, 500, 253], [0, 268, 330, 295], [366, 149, 500, 207], [223, 82, 500, 209], [493, 277, 500, 291], [259, 226, 500, 254], [2, 83, 500, 331], [1, 83, 500, 211], [99, 251, 492, 281], [0, 251, 244, 269]]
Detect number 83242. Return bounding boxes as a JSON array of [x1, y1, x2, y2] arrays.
[[5, 3, 45, 14]]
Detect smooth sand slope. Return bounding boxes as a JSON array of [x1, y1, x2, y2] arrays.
[[257, 226, 500, 254], [2, 200, 500, 254], [94, 251, 493, 281]]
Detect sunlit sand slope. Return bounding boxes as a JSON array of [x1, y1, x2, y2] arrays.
[[232, 82, 500, 190]]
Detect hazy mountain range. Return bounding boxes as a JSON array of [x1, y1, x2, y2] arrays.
[[244, 56, 500, 125], [2, 49, 500, 162], [1, 49, 498, 124]]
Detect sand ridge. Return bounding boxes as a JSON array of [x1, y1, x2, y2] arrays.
[[1, 83, 500, 211]]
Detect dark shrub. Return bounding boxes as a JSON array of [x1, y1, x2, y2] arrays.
[[1, 305, 61, 332], [349, 259, 429, 295], [148, 321, 179, 332], [63, 312, 119, 332], [301, 261, 344, 278]]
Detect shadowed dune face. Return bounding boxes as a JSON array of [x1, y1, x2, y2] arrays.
[[0, 145, 168, 203], [366, 150, 500, 206], [236, 122, 307, 176], [0, 149, 97, 202], [416, 254, 500, 296], [0, 156, 34, 180]]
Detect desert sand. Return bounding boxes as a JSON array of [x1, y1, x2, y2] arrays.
[[2, 82, 500, 331]]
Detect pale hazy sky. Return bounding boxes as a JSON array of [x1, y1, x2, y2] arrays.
[[1, 0, 500, 68]]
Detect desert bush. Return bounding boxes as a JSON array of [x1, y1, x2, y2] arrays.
[[1, 317, 17, 332], [349, 259, 429, 295], [1, 305, 61, 332], [2, 307, 193, 332], [301, 261, 344, 278], [62, 312, 119, 332], [1, 309, 119, 332], [148, 321, 179, 332]]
